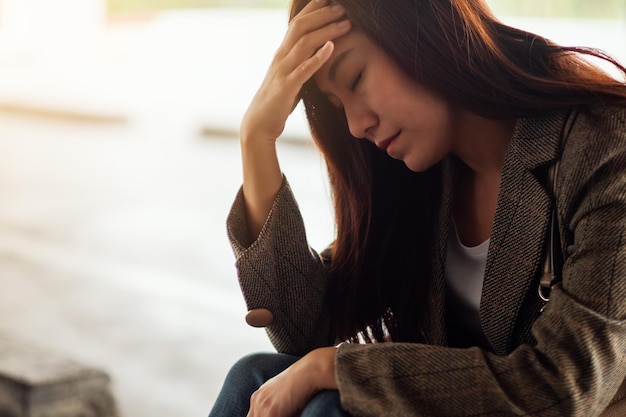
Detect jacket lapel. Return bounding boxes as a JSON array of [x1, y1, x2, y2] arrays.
[[480, 111, 567, 355], [426, 158, 456, 346]]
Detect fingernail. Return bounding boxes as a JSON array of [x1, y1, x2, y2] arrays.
[[331, 4, 344, 12], [337, 19, 351, 29]]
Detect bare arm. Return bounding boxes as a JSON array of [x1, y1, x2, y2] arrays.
[[240, 0, 350, 239]]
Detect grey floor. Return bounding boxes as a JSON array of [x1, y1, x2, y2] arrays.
[[0, 111, 334, 417]]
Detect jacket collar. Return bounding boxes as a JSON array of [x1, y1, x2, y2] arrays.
[[509, 110, 568, 171]]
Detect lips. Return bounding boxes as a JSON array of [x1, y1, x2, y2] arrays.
[[376, 131, 400, 151]]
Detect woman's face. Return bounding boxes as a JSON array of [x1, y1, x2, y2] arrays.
[[314, 30, 460, 172]]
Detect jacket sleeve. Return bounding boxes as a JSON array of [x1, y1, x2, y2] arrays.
[[335, 107, 626, 417], [226, 175, 335, 355]]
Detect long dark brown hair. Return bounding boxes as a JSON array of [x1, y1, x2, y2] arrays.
[[289, 0, 626, 343]]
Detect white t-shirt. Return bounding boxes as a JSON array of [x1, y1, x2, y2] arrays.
[[445, 220, 491, 348]]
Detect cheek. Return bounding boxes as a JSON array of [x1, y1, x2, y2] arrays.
[[381, 80, 444, 120], [412, 93, 454, 130]]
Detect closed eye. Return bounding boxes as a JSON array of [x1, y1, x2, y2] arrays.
[[350, 72, 362, 91]]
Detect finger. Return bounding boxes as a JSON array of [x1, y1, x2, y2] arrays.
[[280, 3, 346, 54], [305, 0, 329, 11], [288, 39, 334, 87], [297, 0, 332, 20], [281, 18, 350, 74], [286, 3, 346, 43]]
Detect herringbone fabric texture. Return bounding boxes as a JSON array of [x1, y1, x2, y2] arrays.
[[227, 106, 626, 416]]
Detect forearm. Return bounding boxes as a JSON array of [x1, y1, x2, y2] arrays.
[[240, 132, 283, 241], [237, 0, 348, 242], [334, 289, 626, 417]]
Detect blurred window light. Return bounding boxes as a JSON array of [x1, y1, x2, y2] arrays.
[[108, 0, 289, 15], [106, 0, 625, 17], [487, 0, 626, 18]]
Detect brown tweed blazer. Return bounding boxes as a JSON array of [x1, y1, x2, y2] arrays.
[[227, 106, 626, 416]]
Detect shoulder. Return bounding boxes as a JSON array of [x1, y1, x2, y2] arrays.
[[573, 105, 626, 136], [558, 105, 626, 222], [564, 105, 626, 165]]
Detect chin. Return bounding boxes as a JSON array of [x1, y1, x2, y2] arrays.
[[403, 159, 434, 173], [402, 149, 447, 173]]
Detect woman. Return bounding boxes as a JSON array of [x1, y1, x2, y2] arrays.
[[210, 0, 626, 415]]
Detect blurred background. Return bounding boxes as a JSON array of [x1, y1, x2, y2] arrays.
[[0, 1, 624, 416]]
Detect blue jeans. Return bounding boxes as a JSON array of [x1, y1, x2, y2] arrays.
[[209, 352, 350, 417]]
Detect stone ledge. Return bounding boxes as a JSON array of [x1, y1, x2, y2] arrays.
[[0, 335, 119, 417]]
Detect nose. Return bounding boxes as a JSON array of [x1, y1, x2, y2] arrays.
[[344, 100, 377, 140]]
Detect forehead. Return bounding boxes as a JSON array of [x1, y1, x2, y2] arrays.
[[313, 30, 371, 88]]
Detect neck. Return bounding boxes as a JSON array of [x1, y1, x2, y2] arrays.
[[452, 112, 516, 177], [450, 112, 516, 245]]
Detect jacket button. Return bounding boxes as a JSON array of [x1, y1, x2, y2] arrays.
[[246, 309, 274, 327]]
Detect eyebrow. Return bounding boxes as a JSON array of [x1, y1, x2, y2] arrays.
[[328, 47, 354, 82]]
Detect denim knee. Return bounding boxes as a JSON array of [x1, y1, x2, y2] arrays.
[[301, 390, 350, 417], [209, 352, 300, 417]]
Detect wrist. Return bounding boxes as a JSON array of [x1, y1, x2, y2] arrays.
[[240, 114, 282, 147], [240, 128, 274, 147], [307, 347, 338, 391]]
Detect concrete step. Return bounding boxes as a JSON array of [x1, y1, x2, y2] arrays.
[[0, 335, 118, 417]]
